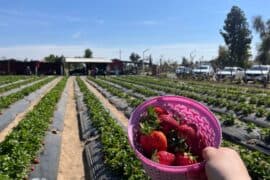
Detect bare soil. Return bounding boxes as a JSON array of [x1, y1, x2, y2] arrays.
[[57, 77, 85, 180]]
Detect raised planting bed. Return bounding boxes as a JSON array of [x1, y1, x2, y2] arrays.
[[29, 77, 68, 180], [86, 77, 143, 117], [0, 78, 67, 179], [0, 77, 55, 112], [113, 76, 270, 128], [0, 76, 42, 94], [0, 77, 60, 132], [0, 76, 30, 86], [76, 77, 148, 179]]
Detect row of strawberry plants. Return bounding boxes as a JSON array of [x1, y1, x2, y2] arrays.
[[0, 76, 30, 86], [126, 76, 270, 107], [100, 77, 159, 97], [77, 77, 148, 179], [222, 140, 270, 179], [183, 77, 270, 95], [115, 76, 270, 122], [103, 77, 270, 146], [0, 77, 55, 111], [0, 76, 42, 94], [0, 77, 67, 179], [87, 77, 144, 108]]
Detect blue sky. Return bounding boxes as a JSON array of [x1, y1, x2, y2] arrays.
[[0, 0, 269, 63]]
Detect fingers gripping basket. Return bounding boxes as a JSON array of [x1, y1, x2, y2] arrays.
[[128, 96, 222, 180]]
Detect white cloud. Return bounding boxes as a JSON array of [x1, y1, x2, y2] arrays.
[[141, 20, 159, 25], [72, 32, 81, 39]]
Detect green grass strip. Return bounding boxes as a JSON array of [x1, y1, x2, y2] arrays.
[[0, 77, 67, 179]]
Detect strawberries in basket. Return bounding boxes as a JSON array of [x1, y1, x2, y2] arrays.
[[138, 106, 206, 166]]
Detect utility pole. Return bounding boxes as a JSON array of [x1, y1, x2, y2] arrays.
[[142, 49, 150, 72], [119, 49, 122, 60]]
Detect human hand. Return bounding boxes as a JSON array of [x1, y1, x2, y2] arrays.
[[203, 147, 251, 180]]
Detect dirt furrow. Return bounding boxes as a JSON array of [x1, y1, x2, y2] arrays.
[[57, 77, 85, 180]]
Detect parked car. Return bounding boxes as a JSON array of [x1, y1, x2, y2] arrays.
[[175, 66, 192, 75], [192, 65, 214, 76], [216, 67, 244, 80], [244, 65, 270, 82]]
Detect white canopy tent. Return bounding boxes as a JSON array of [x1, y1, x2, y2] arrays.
[[65, 57, 112, 63]]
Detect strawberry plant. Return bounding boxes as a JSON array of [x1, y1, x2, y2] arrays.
[[222, 114, 235, 126], [240, 104, 253, 116], [256, 108, 267, 118], [245, 122, 256, 133]]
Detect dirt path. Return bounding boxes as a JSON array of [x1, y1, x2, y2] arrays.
[[0, 77, 61, 143], [57, 77, 85, 180], [82, 77, 128, 128]]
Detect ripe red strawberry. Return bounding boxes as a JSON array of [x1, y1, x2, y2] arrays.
[[178, 124, 197, 146], [33, 158, 40, 164], [139, 130, 168, 156], [150, 131, 168, 151], [154, 106, 168, 116], [31, 166, 35, 171], [152, 151, 175, 165], [175, 152, 197, 166], [139, 134, 153, 155], [159, 114, 180, 134]]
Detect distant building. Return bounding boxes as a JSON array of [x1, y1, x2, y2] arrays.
[[65, 57, 124, 75], [0, 59, 63, 75]]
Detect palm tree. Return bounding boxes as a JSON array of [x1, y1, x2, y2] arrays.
[[253, 16, 270, 64]]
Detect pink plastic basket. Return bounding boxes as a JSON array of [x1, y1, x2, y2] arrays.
[[128, 96, 222, 180]]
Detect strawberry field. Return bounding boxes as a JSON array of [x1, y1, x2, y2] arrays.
[[0, 75, 269, 179]]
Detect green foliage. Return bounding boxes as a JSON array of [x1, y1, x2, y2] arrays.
[[76, 77, 148, 179], [44, 54, 64, 63], [0, 77, 55, 111], [0, 76, 41, 94], [222, 114, 235, 126], [245, 122, 256, 133], [84, 48, 93, 58], [256, 108, 266, 117], [0, 76, 29, 86], [253, 16, 270, 65], [222, 140, 270, 179], [220, 6, 252, 68], [213, 45, 230, 68], [0, 78, 67, 179], [129, 52, 141, 63]]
